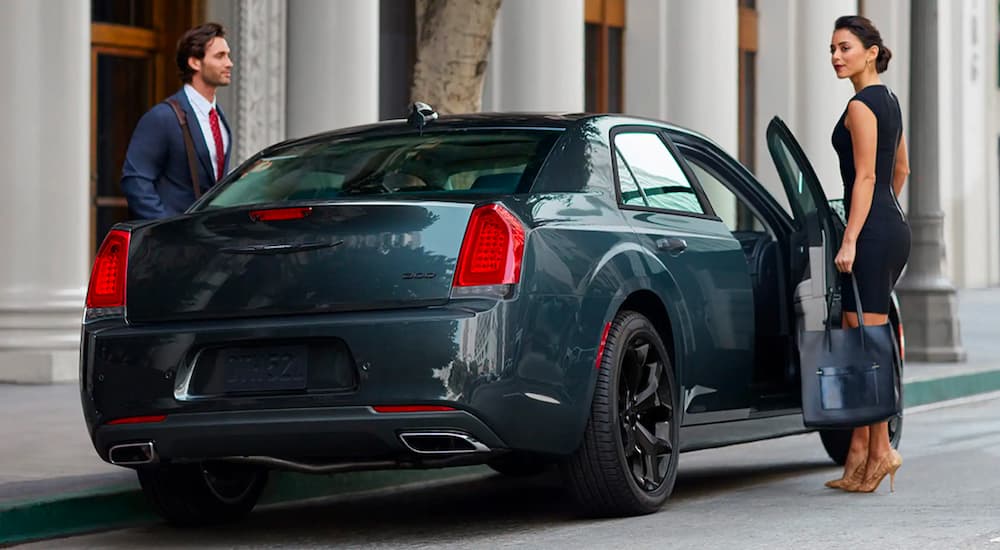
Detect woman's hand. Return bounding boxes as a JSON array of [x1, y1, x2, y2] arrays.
[[835, 239, 856, 273]]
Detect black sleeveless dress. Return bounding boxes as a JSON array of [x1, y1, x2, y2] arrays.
[[831, 85, 911, 315]]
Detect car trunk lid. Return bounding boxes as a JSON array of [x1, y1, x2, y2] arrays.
[[125, 201, 475, 323]]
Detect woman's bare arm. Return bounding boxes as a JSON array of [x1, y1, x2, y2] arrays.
[[892, 133, 910, 197], [843, 100, 878, 244]]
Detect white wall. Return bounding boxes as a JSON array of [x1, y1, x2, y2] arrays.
[[943, 0, 999, 287], [987, 0, 1000, 285]]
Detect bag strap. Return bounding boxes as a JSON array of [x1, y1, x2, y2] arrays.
[[165, 98, 202, 200], [822, 274, 868, 351], [850, 274, 866, 327]]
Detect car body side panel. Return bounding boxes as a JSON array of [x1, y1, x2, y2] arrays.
[[623, 212, 756, 421], [500, 191, 695, 454]]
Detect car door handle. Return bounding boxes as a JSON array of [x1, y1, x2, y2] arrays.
[[656, 237, 688, 253]]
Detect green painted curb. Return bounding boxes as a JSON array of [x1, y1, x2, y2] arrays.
[[903, 369, 1000, 408], [0, 467, 488, 546], [3, 369, 1000, 545]]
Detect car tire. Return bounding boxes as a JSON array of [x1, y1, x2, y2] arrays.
[[137, 462, 268, 526], [487, 453, 551, 477], [562, 310, 680, 517], [819, 414, 902, 465]]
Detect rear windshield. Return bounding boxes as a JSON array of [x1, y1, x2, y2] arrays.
[[202, 129, 562, 209]]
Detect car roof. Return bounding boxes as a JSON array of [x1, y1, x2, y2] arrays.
[[268, 112, 714, 151]]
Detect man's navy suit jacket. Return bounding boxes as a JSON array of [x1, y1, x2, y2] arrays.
[[120, 89, 233, 220]]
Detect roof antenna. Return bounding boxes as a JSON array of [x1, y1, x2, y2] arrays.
[[407, 102, 438, 135]]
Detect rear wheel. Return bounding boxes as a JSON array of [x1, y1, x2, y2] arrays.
[[562, 311, 679, 517], [137, 462, 268, 526]]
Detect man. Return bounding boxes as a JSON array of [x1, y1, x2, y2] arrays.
[[121, 23, 233, 219]]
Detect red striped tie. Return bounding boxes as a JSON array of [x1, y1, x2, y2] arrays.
[[209, 108, 224, 181]]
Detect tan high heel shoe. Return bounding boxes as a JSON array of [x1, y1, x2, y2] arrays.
[[848, 450, 903, 493], [825, 461, 866, 490]]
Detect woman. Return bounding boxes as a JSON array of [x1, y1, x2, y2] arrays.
[[825, 15, 910, 493]]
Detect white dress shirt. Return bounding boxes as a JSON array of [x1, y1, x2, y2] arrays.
[[183, 84, 230, 180]]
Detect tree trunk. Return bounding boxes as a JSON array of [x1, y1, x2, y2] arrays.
[[411, 0, 502, 115]]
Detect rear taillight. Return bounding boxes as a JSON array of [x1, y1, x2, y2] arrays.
[[454, 204, 525, 288], [86, 229, 130, 309]]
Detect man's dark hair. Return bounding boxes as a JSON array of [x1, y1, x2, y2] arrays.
[[175, 22, 227, 84], [834, 15, 892, 73]]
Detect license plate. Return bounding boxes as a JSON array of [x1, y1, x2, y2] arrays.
[[220, 345, 308, 393]]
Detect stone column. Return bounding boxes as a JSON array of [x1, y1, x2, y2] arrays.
[[664, 0, 739, 222], [894, 0, 965, 362], [235, 0, 287, 163], [286, 0, 379, 138], [624, 0, 668, 121], [487, 0, 584, 112], [0, 0, 90, 382]]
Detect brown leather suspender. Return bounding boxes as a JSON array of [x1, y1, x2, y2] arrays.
[[165, 98, 202, 200]]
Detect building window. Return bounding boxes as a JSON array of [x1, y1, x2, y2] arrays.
[[585, 0, 625, 113], [738, 0, 758, 171]]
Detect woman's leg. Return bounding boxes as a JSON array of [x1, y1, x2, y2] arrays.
[[861, 311, 894, 459]]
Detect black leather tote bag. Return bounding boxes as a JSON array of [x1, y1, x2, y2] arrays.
[[799, 276, 902, 428]]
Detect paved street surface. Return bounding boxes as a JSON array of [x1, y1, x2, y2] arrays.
[[28, 395, 1000, 550]]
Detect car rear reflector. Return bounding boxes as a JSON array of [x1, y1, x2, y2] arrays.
[[106, 415, 167, 425], [249, 207, 313, 222], [898, 321, 905, 362], [372, 405, 456, 413], [595, 322, 612, 369], [454, 204, 525, 287], [86, 229, 130, 309]]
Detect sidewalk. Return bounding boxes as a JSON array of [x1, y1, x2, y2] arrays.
[[2, 287, 999, 544]]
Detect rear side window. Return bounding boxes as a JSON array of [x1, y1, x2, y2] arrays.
[[613, 132, 705, 215], [202, 130, 561, 209]]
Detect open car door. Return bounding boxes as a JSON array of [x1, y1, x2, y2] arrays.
[[765, 117, 841, 334]]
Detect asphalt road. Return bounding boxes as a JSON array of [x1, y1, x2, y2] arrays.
[[30, 395, 1000, 549]]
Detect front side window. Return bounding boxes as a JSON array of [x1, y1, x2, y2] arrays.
[[613, 132, 705, 214], [685, 156, 766, 233], [200, 130, 561, 209]]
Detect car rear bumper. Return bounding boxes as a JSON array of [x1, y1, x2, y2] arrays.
[[81, 296, 594, 461], [93, 406, 506, 465]]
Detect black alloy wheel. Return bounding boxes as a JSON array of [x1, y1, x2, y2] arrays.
[[137, 462, 268, 526], [563, 310, 680, 517]]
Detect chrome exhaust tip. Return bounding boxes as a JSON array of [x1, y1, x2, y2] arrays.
[[399, 432, 491, 454], [108, 442, 156, 465]]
